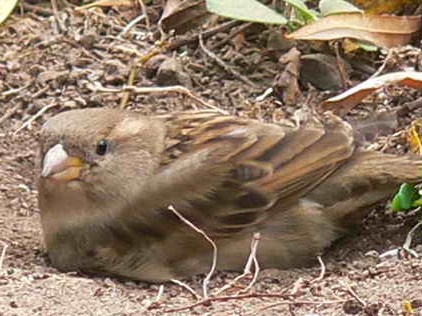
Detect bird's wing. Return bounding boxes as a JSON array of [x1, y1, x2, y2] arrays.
[[140, 111, 356, 236]]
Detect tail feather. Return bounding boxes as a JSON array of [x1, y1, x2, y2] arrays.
[[340, 151, 422, 184], [307, 151, 422, 223]]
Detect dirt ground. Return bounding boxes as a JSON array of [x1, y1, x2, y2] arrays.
[[1, 4, 422, 316]]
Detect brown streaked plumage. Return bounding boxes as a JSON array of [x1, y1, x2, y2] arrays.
[[37, 108, 422, 281]]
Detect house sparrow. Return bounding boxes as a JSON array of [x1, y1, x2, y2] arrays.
[[37, 108, 421, 281]]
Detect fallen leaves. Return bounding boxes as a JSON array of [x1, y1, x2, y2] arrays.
[[75, 0, 133, 11], [288, 13, 421, 48], [273, 47, 301, 105], [160, 0, 211, 35], [319, 71, 422, 114], [351, 0, 420, 14], [408, 119, 422, 155], [0, 0, 19, 25]]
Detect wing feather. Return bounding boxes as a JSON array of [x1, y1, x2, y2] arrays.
[[154, 111, 355, 235]]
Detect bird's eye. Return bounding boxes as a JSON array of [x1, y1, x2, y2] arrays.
[[96, 139, 109, 156]]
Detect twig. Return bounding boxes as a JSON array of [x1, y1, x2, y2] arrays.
[[50, 0, 66, 33], [167, 205, 217, 298], [14, 102, 59, 134], [0, 242, 8, 270], [170, 279, 201, 299], [165, 294, 345, 313], [209, 22, 253, 50], [120, 39, 169, 109], [1, 87, 50, 128], [258, 299, 346, 312], [167, 20, 243, 51], [145, 284, 165, 310], [1, 84, 29, 97], [310, 255, 326, 284], [214, 232, 261, 296], [118, 14, 146, 38], [342, 282, 366, 307], [241, 233, 261, 293], [87, 82, 227, 113], [21, 2, 53, 15], [136, 0, 150, 28], [402, 219, 422, 258], [198, 34, 258, 88], [32, 86, 50, 99], [369, 48, 393, 79], [118, 21, 242, 108], [379, 215, 422, 260], [334, 42, 349, 89], [76, 9, 126, 32], [256, 87, 273, 102], [289, 278, 305, 296], [107, 45, 147, 57], [0, 104, 21, 126], [288, 303, 295, 316]]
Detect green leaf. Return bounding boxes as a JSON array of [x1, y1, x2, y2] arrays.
[[283, 0, 317, 23], [391, 183, 421, 211], [206, 0, 287, 24], [412, 197, 422, 207], [0, 0, 19, 25], [319, 0, 362, 16], [354, 40, 378, 52]]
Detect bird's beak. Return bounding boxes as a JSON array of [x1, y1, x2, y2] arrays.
[[41, 144, 84, 181]]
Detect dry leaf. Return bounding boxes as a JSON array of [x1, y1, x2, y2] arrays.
[[408, 119, 422, 155], [319, 71, 422, 114], [273, 47, 301, 105], [232, 33, 246, 51], [75, 0, 133, 10], [159, 0, 210, 35], [0, 0, 18, 25], [161, 0, 182, 19], [287, 13, 421, 48], [351, 0, 420, 14]]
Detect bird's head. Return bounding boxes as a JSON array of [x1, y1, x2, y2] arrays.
[[38, 108, 166, 212]]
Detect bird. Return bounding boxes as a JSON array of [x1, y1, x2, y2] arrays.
[[37, 107, 422, 282]]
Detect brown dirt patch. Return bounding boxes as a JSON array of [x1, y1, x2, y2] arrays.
[[0, 4, 422, 316]]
